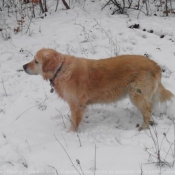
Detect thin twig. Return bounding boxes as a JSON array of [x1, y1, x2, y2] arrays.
[[168, 117, 175, 166], [173, 117, 175, 166], [48, 165, 59, 175], [164, 143, 173, 162], [140, 163, 143, 175], [25, 140, 31, 152], [1, 78, 7, 97], [81, 8, 120, 56], [16, 96, 49, 120], [115, 137, 122, 145], [94, 144, 96, 175], [64, 115, 82, 147], [55, 108, 66, 128], [26, 15, 33, 34], [55, 0, 59, 12], [76, 159, 84, 175], [54, 134, 81, 175], [61, 130, 67, 146]]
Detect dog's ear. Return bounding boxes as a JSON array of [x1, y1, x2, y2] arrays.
[[42, 59, 57, 73], [42, 53, 64, 73]]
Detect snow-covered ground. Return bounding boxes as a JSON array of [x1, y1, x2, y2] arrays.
[[0, 1, 175, 175]]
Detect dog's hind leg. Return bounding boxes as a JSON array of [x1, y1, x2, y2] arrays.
[[129, 87, 153, 131]]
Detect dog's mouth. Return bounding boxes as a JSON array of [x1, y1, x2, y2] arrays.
[[23, 63, 37, 75]]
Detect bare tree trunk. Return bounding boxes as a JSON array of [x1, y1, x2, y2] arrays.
[[39, 0, 45, 13], [145, 1, 149, 16], [170, 0, 172, 12], [122, 0, 125, 14], [55, 0, 59, 12], [165, 0, 168, 16], [43, 0, 47, 12], [32, 2, 35, 17], [137, 0, 140, 10], [127, 0, 132, 9], [62, 0, 70, 9], [24, 0, 30, 3]]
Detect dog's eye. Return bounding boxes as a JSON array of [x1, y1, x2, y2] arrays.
[[35, 60, 38, 64]]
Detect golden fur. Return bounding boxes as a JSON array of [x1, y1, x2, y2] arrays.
[[23, 48, 174, 131]]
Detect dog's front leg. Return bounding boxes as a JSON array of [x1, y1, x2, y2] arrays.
[[69, 103, 86, 132]]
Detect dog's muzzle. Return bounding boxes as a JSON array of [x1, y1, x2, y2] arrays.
[[23, 63, 34, 75]]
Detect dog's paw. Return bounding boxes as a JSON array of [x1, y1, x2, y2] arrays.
[[138, 120, 155, 131], [69, 125, 78, 132], [138, 124, 149, 131], [138, 126, 149, 131], [149, 121, 155, 126]]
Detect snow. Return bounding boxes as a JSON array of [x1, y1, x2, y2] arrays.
[[0, 1, 175, 175]]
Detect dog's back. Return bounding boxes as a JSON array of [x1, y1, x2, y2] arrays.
[[82, 55, 161, 104]]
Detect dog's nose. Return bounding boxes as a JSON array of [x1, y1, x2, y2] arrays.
[[23, 64, 28, 70]]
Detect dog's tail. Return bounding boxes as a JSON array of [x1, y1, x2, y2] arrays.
[[155, 82, 174, 103]]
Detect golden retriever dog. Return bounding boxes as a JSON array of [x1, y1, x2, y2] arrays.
[[23, 48, 174, 131]]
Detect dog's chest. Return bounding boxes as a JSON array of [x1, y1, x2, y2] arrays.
[[54, 83, 76, 102]]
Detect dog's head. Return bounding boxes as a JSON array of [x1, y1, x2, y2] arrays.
[[23, 48, 64, 80]]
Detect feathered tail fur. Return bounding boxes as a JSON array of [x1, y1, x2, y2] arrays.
[[156, 82, 174, 103]]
